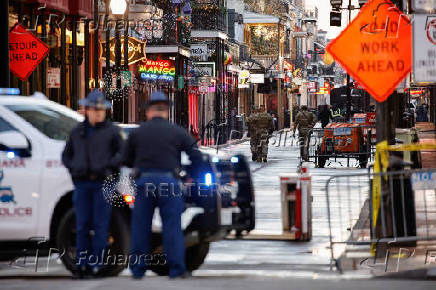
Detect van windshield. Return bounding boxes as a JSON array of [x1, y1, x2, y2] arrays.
[[6, 105, 79, 141]]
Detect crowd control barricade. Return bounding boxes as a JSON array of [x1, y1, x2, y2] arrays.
[[325, 168, 436, 271]]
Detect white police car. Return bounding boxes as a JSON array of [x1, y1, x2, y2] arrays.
[[0, 90, 254, 276]]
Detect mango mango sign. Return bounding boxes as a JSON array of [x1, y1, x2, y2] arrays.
[[9, 23, 50, 81], [326, 0, 412, 102]]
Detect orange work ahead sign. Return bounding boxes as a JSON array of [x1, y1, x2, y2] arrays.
[[326, 0, 412, 103]]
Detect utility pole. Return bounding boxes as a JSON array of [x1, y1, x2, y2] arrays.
[[0, 0, 10, 88], [345, 0, 352, 121], [94, 0, 99, 88], [277, 20, 284, 129]]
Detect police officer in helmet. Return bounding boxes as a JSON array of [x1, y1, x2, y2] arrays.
[[124, 91, 201, 279], [62, 90, 124, 278]]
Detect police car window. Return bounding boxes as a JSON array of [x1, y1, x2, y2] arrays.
[[0, 117, 18, 133], [6, 105, 78, 141]]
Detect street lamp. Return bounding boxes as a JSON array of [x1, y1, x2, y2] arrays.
[[110, 0, 127, 15]]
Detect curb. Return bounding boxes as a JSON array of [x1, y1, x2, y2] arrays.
[[378, 267, 436, 280]]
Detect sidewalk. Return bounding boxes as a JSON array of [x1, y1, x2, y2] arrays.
[[416, 122, 436, 168]]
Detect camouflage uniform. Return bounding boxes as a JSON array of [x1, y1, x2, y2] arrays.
[[294, 109, 316, 161], [247, 111, 274, 162]]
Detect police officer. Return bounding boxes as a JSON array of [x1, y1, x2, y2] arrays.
[[124, 91, 201, 279], [293, 105, 316, 162], [247, 106, 274, 162], [62, 90, 124, 278]]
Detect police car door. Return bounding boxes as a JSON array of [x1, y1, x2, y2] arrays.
[[0, 113, 41, 240]]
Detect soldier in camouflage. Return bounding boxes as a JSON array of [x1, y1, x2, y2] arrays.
[[247, 106, 275, 162], [293, 105, 316, 161]]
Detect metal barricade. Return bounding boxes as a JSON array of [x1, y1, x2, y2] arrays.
[[202, 119, 243, 147], [325, 168, 436, 271]]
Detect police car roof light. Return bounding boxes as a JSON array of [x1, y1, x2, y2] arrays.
[[204, 173, 213, 186], [0, 88, 20, 95]]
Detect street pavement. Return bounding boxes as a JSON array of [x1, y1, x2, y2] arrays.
[[2, 129, 431, 288], [208, 130, 369, 275]]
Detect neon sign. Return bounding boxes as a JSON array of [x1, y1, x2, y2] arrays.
[[138, 59, 176, 82]]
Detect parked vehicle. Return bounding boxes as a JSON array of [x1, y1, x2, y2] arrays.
[[0, 92, 255, 276], [314, 123, 371, 169]]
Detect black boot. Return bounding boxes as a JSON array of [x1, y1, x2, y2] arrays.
[[72, 266, 91, 280]]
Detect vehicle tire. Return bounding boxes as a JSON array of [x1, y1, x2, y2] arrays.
[[150, 242, 210, 276], [56, 207, 130, 277]]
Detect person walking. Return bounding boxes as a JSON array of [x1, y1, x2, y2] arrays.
[[319, 105, 331, 128], [247, 106, 274, 162], [293, 105, 316, 162], [123, 91, 202, 279], [62, 90, 124, 278]]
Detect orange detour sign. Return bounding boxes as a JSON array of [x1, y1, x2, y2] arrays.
[[326, 0, 412, 103], [9, 23, 50, 81]]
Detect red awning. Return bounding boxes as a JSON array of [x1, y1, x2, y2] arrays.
[[28, 0, 93, 18], [69, 0, 93, 19]]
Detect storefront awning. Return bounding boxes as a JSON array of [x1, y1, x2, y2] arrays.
[[146, 45, 190, 58], [29, 0, 69, 14], [191, 30, 228, 40]]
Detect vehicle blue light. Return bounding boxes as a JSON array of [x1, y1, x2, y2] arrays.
[[0, 88, 20, 95], [230, 156, 239, 163], [204, 173, 213, 186], [212, 156, 220, 163], [6, 151, 15, 159]]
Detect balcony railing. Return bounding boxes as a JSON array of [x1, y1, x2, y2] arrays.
[[192, 0, 226, 31], [251, 55, 278, 69]]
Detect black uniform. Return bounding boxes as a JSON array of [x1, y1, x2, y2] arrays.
[[124, 117, 201, 279], [123, 117, 201, 170], [61, 118, 123, 275], [62, 119, 123, 180]]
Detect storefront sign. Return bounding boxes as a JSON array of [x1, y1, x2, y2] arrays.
[[199, 84, 209, 93], [326, 0, 412, 102], [193, 62, 215, 77], [190, 44, 208, 59], [250, 74, 265, 84], [412, 0, 436, 12], [411, 171, 436, 190], [9, 24, 50, 81], [47, 67, 60, 88], [413, 15, 436, 83], [307, 81, 316, 93], [138, 59, 176, 82], [238, 70, 251, 88], [100, 37, 146, 66]]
